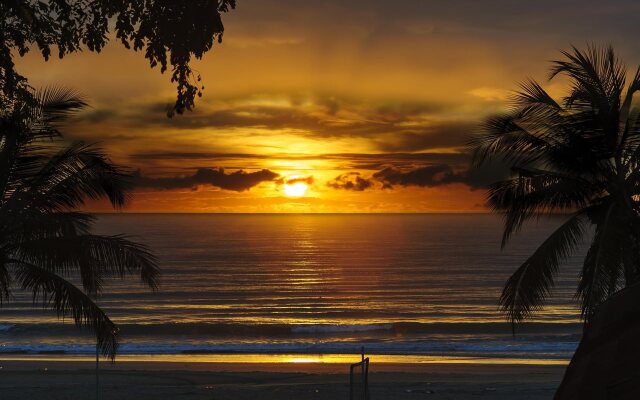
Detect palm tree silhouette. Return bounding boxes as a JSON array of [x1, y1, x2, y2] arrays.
[[0, 87, 159, 358], [471, 45, 640, 329]]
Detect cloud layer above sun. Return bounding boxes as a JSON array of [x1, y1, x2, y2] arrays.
[[15, 0, 640, 212]]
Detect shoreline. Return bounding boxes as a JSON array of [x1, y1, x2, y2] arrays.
[[0, 352, 570, 366]]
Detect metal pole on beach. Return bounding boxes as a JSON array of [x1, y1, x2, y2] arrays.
[[96, 341, 100, 400]]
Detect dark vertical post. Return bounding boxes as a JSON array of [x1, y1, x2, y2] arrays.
[[362, 361, 365, 400], [361, 347, 365, 400], [349, 364, 354, 400], [96, 341, 99, 400], [365, 359, 370, 400]]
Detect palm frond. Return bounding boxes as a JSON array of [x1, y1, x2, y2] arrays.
[[0, 257, 11, 304], [618, 67, 640, 149], [11, 142, 132, 211], [550, 45, 624, 114], [621, 110, 640, 167], [1, 211, 94, 241], [0, 125, 23, 201], [500, 214, 586, 331], [577, 203, 625, 319], [469, 113, 553, 167], [488, 169, 602, 246], [512, 79, 564, 119], [13, 234, 159, 295], [35, 86, 87, 129], [12, 259, 119, 358]]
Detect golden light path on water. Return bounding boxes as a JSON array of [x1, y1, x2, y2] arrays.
[[0, 354, 569, 366]]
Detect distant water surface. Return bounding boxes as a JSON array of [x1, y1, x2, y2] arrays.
[[0, 214, 586, 362]]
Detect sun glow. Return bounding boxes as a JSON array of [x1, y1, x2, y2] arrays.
[[284, 182, 308, 197]]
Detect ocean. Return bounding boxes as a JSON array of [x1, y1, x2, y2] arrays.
[[0, 214, 585, 363]]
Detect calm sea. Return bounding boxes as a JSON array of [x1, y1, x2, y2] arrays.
[[0, 214, 586, 362]]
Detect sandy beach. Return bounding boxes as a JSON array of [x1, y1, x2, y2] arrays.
[[0, 357, 566, 399]]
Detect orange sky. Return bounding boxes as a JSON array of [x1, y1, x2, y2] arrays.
[[14, 0, 640, 212]]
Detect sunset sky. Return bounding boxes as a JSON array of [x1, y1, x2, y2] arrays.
[[15, 0, 640, 212]]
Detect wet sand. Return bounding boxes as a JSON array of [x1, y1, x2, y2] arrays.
[[0, 358, 566, 399]]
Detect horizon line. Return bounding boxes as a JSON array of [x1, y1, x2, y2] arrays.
[[89, 211, 572, 216]]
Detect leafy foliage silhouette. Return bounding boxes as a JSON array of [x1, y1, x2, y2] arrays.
[[471, 45, 640, 329], [0, 87, 160, 358], [0, 0, 236, 115]]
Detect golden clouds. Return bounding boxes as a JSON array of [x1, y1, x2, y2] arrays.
[[467, 87, 510, 102], [14, 0, 640, 212]]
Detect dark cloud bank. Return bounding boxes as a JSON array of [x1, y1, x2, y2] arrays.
[[327, 172, 373, 191], [134, 168, 280, 192], [328, 162, 508, 191], [131, 160, 508, 193]]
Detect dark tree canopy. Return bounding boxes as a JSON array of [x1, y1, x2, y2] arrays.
[[0, 0, 237, 115]]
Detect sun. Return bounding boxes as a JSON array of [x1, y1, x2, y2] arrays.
[[284, 182, 308, 197]]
